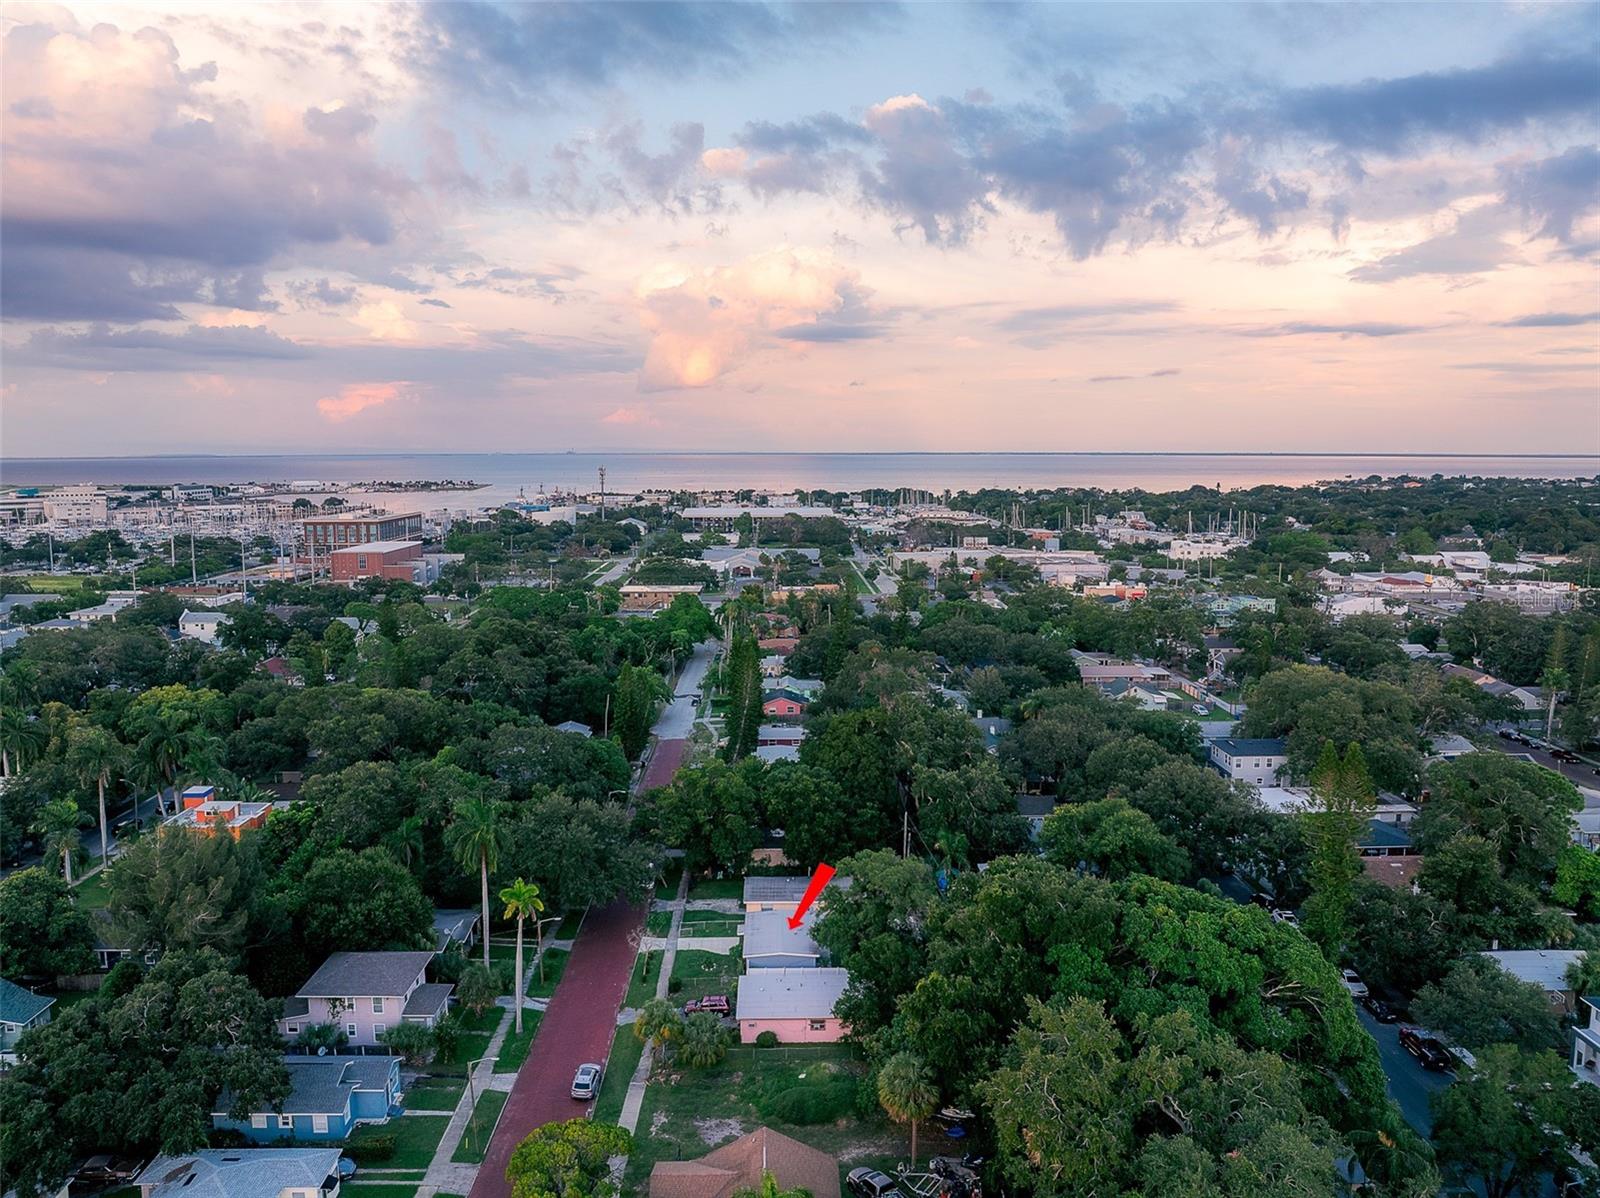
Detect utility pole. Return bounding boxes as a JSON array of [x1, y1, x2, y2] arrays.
[[598, 466, 607, 521], [190, 527, 197, 587]]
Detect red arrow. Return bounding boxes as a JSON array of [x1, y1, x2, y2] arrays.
[[787, 863, 836, 929]]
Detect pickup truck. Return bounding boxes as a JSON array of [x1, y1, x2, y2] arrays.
[[683, 994, 730, 1016], [1398, 1027, 1456, 1072]]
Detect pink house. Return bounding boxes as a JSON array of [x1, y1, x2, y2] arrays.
[[278, 951, 450, 1048], [762, 691, 808, 719], [735, 968, 849, 1044]]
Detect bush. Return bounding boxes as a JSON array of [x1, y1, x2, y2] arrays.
[[344, 1135, 396, 1164], [755, 1030, 779, 1049], [763, 1079, 857, 1125], [667, 976, 683, 995]]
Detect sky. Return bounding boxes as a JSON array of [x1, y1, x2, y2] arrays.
[[2, 0, 1598, 457]]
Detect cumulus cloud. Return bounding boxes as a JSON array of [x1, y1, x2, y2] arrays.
[[0, 15, 408, 323], [316, 381, 407, 422], [1499, 145, 1600, 242], [632, 245, 880, 389], [352, 301, 417, 341]]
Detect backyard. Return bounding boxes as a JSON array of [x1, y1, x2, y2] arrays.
[[619, 1044, 902, 1198]]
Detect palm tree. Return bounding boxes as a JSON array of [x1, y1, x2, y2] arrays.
[[447, 797, 504, 968], [877, 1051, 938, 1167], [69, 725, 126, 865], [498, 878, 544, 1035], [0, 707, 47, 778], [385, 814, 426, 873], [32, 799, 89, 884]]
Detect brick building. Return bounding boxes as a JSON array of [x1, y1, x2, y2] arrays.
[[328, 539, 425, 582], [300, 511, 423, 550]]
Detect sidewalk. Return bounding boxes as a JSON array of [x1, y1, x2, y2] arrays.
[[617, 866, 691, 1135]]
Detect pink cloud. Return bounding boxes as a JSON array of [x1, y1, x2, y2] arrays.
[[317, 382, 405, 422]]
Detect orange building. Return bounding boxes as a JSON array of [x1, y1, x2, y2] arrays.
[[163, 785, 282, 839]]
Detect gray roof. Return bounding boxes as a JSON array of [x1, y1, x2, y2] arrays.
[[1481, 949, 1585, 992], [296, 952, 435, 999], [403, 983, 453, 1017], [432, 909, 479, 951], [554, 720, 593, 737], [743, 910, 821, 961], [280, 997, 310, 1020], [1015, 795, 1056, 818], [0, 978, 55, 1025], [736, 968, 849, 1020], [214, 1056, 395, 1117], [1212, 737, 1287, 757], [743, 875, 851, 904], [136, 1150, 342, 1198]]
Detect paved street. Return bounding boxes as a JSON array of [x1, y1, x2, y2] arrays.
[[1357, 1010, 1452, 1136], [464, 899, 644, 1198], [652, 640, 717, 741]]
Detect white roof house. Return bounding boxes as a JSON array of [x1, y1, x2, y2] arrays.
[[1481, 949, 1585, 1010], [743, 910, 822, 968], [135, 1149, 343, 1198], [179, 610, 231, 643], [735, 967, 849, 1020]]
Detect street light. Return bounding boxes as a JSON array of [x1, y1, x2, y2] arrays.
[[462, 1053, 497, 1158]]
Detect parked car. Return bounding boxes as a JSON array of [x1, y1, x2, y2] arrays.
[[683, 994, 730, 1016], [74, 1157, 142, 1187], [1192, 703, 1209, 716], [570, 1062, 603, 1099], [336, 1159, 358, 1181], [848, 1169, 902, 1198], [1361, 995, 1400, 1023], [1398, 1028, 1456, 1072], [1271, 909, 1299, 927], [1340, 969, 1369, 998]]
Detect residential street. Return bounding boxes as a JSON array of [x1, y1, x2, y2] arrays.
[[1357, 1010, 1452, 1136], [651, 639, 717, 741]]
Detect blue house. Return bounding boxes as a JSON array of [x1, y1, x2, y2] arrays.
[[0, 978, 55, 1063], [213, 1055, 400, 1142]]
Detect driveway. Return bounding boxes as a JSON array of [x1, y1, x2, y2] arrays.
[[465, 898, 645, 1198], [1358, 1009, 1452, 1136]]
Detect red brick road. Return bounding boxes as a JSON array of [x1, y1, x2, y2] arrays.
[[468, 737, 688, 1198]]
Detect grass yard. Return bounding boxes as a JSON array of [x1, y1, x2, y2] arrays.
[[341, 1187, 420, 1198], [686, 875, 742, 901], [73, 870, 113, 910], [678, 910, 742, 936], [669, 946, 742, 1003], [592, 1024, 646, 1125], [494, 1011, 542, 1074], [624, 947, 667, 1009], [403, 1075, 465, 1111], [526, 948, 570, 999], [451, 1089, 510, 1163], [620, 1045, 899, 1198], [347, 1116, 449, 1170], [646, 910, 674, 936], [556, 910, 585, 939], [655, 861, 685, 899]]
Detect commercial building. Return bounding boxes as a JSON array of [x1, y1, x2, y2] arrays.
[[163, 784, 287, 839], [328, 540, 424, 583], [300, 512, 423, 550]]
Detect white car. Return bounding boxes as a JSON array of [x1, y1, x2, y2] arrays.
[[1340, 969, 1369, 998], [570, 1062, 603, 1100]]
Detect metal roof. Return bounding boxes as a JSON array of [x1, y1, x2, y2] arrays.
[[741, 875, 851, 903], [295, 952, 435, 999], [743, 911, 820, 961], [735, 968, 849, 1020], [1481, 949, 1585, 992]]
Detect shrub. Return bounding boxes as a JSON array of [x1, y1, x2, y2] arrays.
[[755, 1030, 779, 1049], [344, 1135, 396, 1164], [667, 976, 683, 995], [678, 1011, 730, 1068], [764, 1079, 857, 1125]]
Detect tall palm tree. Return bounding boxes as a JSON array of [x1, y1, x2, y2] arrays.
[[877, 1051, 938, 1167], [446, 797, 504, 968], [0, 707, 47, 778], [32, 799, 89, 884], [385, 814, 426, 873], [69, 725, 126, 865], [498, 878, 544, 1035]]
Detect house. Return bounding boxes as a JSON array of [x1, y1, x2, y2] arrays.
[[554, 720, 594, 738], [619, 584, 703, 612], [1359, 819, 1419, 858], [1427, 734, 1476, 760], [1016, 794, 1056, 840], [754, 744, 799, 764], [772, 675, 823, 697], [1574, 810, 1600, 851], [649, 1127, 840, 1198], [1103, 680, 1174, 711], [258, 657, 304, 685], [760, 655, 787, 678], [756, 724, 804, 749], [213, 1056, 400, 1142], [1078, 661, 1172, 692], [761, 689, 809, 719], [1570, 997, 1600, 1084], [757, 637, 799, 655], [431, 909, 481, 954], [1361, 855, 1423, 890], [1480, 949, 1585, 1016], [134, 1149, 343, 1198], [0, 978, 54, 1062], [164, 784, 285, 839], [178, 610, 232, 645], [742, 875, 850, 916], [735, 968, 849, 1043], [278, 952, 450, 1048], [743, 910, 821, 969], [972, 714, 1013, 752], [1208, 738, 1288, 786], [330, 616, 377, 640]]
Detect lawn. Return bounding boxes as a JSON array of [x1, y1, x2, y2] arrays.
[[342, 1187, 420, 1198], [655, 861, 685, 900], [624, 947, 668, 1009], [403, 1075, 465, 1111], [679, 910, 742, 936], [73, 870, 112, 910], [669, 946, 742, 1004], [686, 875, 742, 901], [451, 1089, 510, 1164], [556, 910, 586, 939], [494, 1011, 543, 1073], [526, 948, 570, 999], [620, 1045, 899, 1198], [346, 1115, 449, 1170], [645, 910, 674, 937], [439, 1005, 502, 1077], [592, 1024, 646, 1125]]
